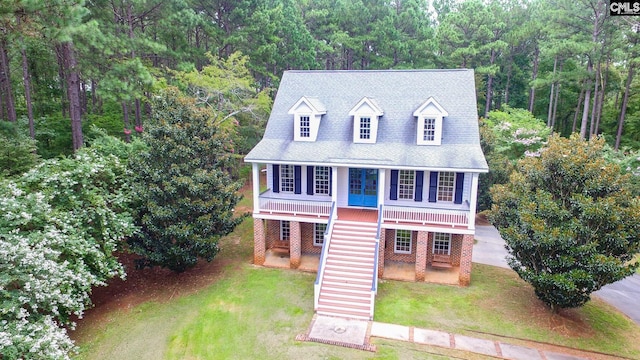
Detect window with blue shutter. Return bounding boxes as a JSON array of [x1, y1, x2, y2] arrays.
[[415, 171, 424, 202], [428, 171, 438, 202], [272, 164, 280, 193], [294, 165, 302, 194], [454, 173, 464, 204], [390, 170, 399, 200], [306, 166, 314, 195]]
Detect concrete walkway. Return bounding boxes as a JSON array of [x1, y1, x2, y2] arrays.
[[300, 315, 591, 359], [474, 225, 640, 326], [299, 224, 639, 358]]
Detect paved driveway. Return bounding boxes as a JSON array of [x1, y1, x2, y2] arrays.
[[473, 225, 640, 326]]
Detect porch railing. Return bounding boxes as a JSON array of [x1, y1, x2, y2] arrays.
[[314, 201, 337, 311], [370, 204, 383, 319], [259, 196, 332, 217], [382, 205, 469, 227]]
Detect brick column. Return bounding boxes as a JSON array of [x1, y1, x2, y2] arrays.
[[377, 229, 386, 278], [415, 231, 429, 281], [253, 218, 265, 265], [290, 221, 301, 268], [459, 234, 474, 286]]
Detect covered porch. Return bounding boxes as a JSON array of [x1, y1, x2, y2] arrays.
[[382, 261, 461, 285]]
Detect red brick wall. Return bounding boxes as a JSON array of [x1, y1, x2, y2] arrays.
[[265, 219, 281, 249], [383, 229, 417, 263], [450, 234, 463, 266], [253, 218, 265, 265], [301, 222, 322, 255]]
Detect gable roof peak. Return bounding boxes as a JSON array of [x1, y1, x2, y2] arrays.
[[288, 96, 327, 115], [348, 96, 384, 116], [413, 96, 449, 117]]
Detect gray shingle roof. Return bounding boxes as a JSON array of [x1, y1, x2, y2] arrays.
[[245, 70, 488, 172]]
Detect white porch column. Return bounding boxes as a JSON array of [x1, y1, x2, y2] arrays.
[[252, 162, 260, 214], [468, 172, 479, 229], [377, 168, 386, 208], [331, 166, 338, 204]]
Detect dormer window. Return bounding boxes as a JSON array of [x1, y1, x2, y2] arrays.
[[299, 116, 310, 138], [349, 97, 383, 144], [414, 97, 448, 145], [359, 117, 371, 140], [288, 97, 326, 142]]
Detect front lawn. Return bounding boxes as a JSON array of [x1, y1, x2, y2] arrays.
[[73, 217, 640, 359]]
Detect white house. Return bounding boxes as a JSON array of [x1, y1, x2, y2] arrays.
[[245, 70, 488, 320]]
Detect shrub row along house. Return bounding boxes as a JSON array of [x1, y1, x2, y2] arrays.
[[245, 70, 488, 320]]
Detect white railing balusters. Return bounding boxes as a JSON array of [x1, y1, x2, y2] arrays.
[[382, 205, 469, 227]]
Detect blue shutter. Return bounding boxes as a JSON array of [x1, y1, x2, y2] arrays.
[[329, 167, 333, 196], [294, 166, 302, 194], [414, 171, 424, 202], [306, 166, 314, 195], [428, 171, 438, 202], [272, 165, 280, 193], [454, 173, 464, 204], [390, 170, 399, 200]]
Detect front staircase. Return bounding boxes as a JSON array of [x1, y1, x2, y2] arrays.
[[316, 220, 378, 320]]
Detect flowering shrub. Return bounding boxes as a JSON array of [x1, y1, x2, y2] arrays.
[[0, 149, 136, 359]]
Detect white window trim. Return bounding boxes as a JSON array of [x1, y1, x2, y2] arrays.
[[314, 166, 330, 195], [299, 115, 311, 138], [417, 115, 443, 145], [280, 165, 295, 193], [437, 171, 455, 203], [394, 229, 412, 254], [314, 223, 326, 246], [433, 232, 451, 255], [280, 220, 290, 241], [414, 97, 447, 146], [398, 170, 415, 201]]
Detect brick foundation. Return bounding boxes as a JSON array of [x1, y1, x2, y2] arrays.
[[383, 229, 417, 263], [253, 218, 265, 265], [290, 221, 301, 268], [459, 234, 474, 286], [377, 229, 386, 278], [415, 231, 429, 281]]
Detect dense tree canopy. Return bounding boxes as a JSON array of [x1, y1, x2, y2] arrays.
[[128, 88, 245, 272], [0, 0, 639, 155], [489, 134, 640, 311]]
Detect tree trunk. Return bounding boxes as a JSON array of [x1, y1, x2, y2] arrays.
[[61, 41, 83, 151], [484, 49, 496, 118], [55, 44, 68, 118], [580, 60, 593, 139], [589, 60, 601, 139], [21, 46, 35, 139], [615, 63, 634, 150], [528, 45, 540, 113], [122, 101, 131, 143], [594, 58, 609, 136], [547, 56, 557, 127], [551, 83, 560, 131], [0, 38, 17, 122], [572, 89, 584, 133]]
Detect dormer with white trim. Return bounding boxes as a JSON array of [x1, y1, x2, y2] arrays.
[[414, 97, 448, 145], [288, 96, 326, 142], [349, 97, 383, 144]]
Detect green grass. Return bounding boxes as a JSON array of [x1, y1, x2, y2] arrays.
[[74, 216, 640, 359]]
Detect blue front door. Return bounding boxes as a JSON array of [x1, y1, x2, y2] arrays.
[[348, 168, 378, 207]]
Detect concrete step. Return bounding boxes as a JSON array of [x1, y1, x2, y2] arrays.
[[334, 220, 378, 228], [316, 308, 370, 321], [330, 237, 376, 245], [329, 254, 373, 264]]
